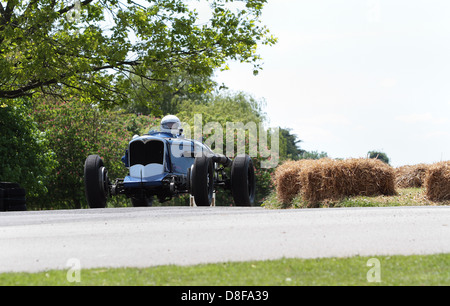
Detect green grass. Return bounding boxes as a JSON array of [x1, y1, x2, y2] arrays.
[[1, 254, 448, 286], [263, 188, 449, 209]]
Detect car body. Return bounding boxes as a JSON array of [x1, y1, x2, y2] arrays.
[[84, 130, 256, 208]]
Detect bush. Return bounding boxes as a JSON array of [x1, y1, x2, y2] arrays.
[[368, 150, 390, 165], [0, 100, 57, 201]]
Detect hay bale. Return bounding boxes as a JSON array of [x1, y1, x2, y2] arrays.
[[297, 159, 335, 206], [274, 158, 397, 207], [424, 161, 450, 201], [298, 158, 396, 206], [395, 164, 430, 188], [333, 159, 392, 196], [274, 160, 308, 204]]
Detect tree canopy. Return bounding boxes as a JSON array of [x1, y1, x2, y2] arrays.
[[0, 99, 57, 198], [0, 0, 276, 109], [368, 150, 390, 165]]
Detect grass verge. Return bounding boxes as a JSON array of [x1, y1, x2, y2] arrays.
[[0, 254, 448, 286], [263, 188, 450, 209]]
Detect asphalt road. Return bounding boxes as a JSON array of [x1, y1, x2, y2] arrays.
[[0, 206, 449, 273]]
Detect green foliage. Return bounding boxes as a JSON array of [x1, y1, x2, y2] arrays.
[[368, 150, 390, 165], [0, 99, 57, 199], [176, 91, 265, 127], [279, 128, 303, 160], [31, 96, 159, 209], [300, 150, 328, 160], [125, 70, 214, 116], [0, 0, 277, 109]]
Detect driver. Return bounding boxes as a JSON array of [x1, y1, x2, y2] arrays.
[[160, 115, 183, 137]]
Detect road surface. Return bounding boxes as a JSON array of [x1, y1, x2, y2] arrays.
[[0, 206, 449, 273]]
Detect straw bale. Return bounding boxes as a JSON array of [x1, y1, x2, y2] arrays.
[[274, 158, 396, 206], [424, 161, 450, 201], [395, 164, 430, 188], [298, 158, 396, 206], [274, 160, 308, 204]]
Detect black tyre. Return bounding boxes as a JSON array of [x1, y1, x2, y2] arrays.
[[186, 165, 193, 193], [191, 155, 214, 206], [231, 154, 256, 206], [84, 155, 109, 208]]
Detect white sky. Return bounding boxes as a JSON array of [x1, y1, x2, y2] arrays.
[[212, 0, 450, 167]]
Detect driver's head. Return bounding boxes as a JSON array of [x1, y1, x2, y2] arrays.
[[160, 115, 181, 135]]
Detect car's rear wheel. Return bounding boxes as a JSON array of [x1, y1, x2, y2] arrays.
[[84, 155, 109, 208], [231, 154, 256, 206], [191, 155, 214, 206]]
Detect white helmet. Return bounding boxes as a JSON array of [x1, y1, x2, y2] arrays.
[[160, 115, 182, 135]]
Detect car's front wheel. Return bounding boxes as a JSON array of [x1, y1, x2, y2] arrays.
[[84, 155, 109, 208], [191, 155, 215, 206]]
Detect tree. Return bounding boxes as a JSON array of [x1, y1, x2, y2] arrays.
[[368, 150, 390, 165], [125, 70, 213, 116], [0, 0, 276, 108], [300, 150, 328, 160], [0, 99, 57, 200], [176, 91, 265, 128], [279, 128, 304, 160]]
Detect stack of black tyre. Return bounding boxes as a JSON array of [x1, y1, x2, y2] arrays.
[[0, 182, 27, 212]]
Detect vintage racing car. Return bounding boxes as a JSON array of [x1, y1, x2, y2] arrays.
[[84, 115, 256, 208]]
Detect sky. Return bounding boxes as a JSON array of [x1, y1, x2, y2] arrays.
[[212, 0, 450, 167]]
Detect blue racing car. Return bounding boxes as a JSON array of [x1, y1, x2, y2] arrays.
[[84, 115, 256, 208]]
